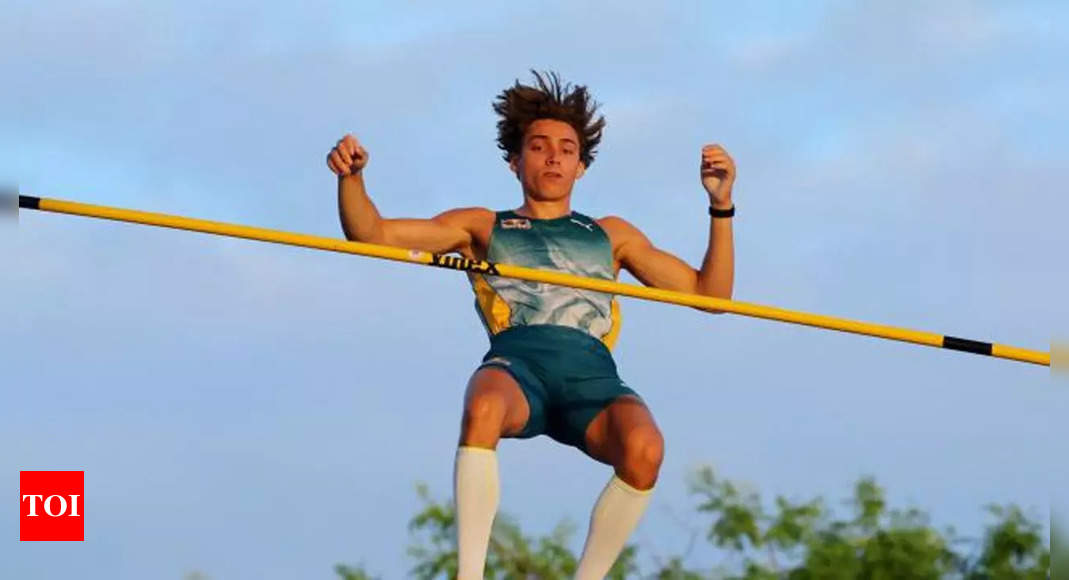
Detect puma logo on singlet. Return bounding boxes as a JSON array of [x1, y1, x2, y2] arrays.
[[570, 218, 595, 231]]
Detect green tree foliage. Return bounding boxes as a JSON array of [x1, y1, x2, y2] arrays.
[[335, 468, 1048, 579], [334, 563, 380, 580]]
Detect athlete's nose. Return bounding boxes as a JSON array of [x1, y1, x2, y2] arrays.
[[545, 148, 561, 166]]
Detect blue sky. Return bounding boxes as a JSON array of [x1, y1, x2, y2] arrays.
[[3, 1, 1066, 577]]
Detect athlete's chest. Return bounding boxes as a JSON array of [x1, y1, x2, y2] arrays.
[[486, 214, 614, 275]]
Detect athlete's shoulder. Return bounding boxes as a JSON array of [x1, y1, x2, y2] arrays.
[[596, 215, 651, 249], [434, 207, 496, 228], [436, 206, 495, 219], [596, 215, 642, 236]]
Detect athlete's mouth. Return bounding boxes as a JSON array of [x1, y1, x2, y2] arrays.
[[543, 172, 563, 179]]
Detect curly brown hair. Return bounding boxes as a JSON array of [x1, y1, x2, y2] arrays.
[[493, 70, 606, 167]]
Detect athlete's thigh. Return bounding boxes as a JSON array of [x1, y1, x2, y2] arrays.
[[583, 395, 661, 466], [464, 366, 531, 436]]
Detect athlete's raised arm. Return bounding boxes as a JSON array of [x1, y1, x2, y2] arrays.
[[599, 143, 736, 312], [327, 133, 493, 255]]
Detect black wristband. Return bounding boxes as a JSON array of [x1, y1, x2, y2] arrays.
[[709, 204, 735, 218]]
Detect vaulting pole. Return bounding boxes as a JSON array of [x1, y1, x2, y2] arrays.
[[17, 194, 1049, 367]]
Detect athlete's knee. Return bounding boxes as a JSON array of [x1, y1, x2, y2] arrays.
[[462, 392, 508, 428], [621, 425, 665, 479]]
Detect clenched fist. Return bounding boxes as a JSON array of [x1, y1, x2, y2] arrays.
[[327, 134, 369, 177], [700, 144, 736, 207]]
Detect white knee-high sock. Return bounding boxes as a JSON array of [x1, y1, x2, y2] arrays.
[[454, 446, 500, 580], [575, 475, 653, 580]]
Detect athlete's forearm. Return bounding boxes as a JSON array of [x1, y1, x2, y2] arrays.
[[696, 213, 734, 304], [337, 173, 386, 243]]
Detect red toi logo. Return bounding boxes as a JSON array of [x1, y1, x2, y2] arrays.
[[20, 471, 84, 541]]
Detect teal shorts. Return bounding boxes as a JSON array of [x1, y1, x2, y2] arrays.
[[477, 325, 640, 455]]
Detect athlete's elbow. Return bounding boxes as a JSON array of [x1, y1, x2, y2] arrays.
[[340, 225, 358, 242], [343, 231, 382, 244], [342, 224, 388, 245], [701, 289, 732, 315]]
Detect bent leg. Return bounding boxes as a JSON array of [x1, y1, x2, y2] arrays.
[[575, 396, 665, 580], [458, 365, 531, 448], [455, 366, 531, 580], [584, 395, 665, 489]]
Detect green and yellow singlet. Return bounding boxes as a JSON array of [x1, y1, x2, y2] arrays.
[[468, 210, 622, 350]]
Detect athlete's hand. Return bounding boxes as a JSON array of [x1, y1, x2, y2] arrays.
[[327, 134, 369, 177], [700, 144, 735, 207]]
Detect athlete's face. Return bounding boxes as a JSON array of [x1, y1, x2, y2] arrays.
[[510, 119, 586, 201]]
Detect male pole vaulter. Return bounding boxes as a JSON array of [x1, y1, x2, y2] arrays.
[[327, 71, 736, 579]]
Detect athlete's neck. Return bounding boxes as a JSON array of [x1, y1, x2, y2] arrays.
[[514, 197, 572, 220]]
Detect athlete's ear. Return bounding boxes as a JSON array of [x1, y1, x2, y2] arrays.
[[576, 162, 586, 179], [508, 154, 519, 175]]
